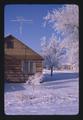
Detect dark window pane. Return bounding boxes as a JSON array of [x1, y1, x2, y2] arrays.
[[7, 41, 13, 48]]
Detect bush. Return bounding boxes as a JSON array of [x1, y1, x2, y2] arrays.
[[27, 73, 44, 85]]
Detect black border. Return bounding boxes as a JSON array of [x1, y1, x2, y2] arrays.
[[0, 0, 80, 120]]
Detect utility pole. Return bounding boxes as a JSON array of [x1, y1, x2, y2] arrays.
[[10, 16, 32, 35]]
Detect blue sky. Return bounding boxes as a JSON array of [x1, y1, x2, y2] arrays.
[[4, 4, 63, 53]]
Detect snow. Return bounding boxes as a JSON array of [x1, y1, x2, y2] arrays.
[[4, 70, 79, 115]]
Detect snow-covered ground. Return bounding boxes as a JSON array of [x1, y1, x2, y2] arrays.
[[4, 70, 79, 115]]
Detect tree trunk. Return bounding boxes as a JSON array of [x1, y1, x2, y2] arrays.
[[51, 66, 53, 76]]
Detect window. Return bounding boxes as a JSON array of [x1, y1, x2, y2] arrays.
[[21, 60, 36, 74], [7, 40, 14, 48]]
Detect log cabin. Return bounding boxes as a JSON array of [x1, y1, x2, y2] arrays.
[[4, 35, 44, 82]]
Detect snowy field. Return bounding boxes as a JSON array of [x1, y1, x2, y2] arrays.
[[4, 70, 79, 115]]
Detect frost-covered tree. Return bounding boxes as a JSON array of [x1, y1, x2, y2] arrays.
[[43, 4, 79, 71], [41, 34, 66, 76]]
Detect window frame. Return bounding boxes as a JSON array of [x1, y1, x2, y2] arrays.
[[21, 60, 36, 75], [6, 40, 14, 48]]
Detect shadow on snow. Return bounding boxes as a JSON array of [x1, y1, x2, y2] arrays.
[[42, 72, 79, 83], [4, 83, 26, 92]]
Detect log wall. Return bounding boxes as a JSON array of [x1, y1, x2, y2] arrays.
[[4, 57, 43, 82]]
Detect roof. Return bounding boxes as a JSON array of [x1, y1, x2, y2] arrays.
[[4, 34, 44, 60]]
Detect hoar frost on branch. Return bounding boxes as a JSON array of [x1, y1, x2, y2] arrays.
[[41, 34, 67, 76], [43, 5, 79, 35], [43, 4, 79, 71]]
